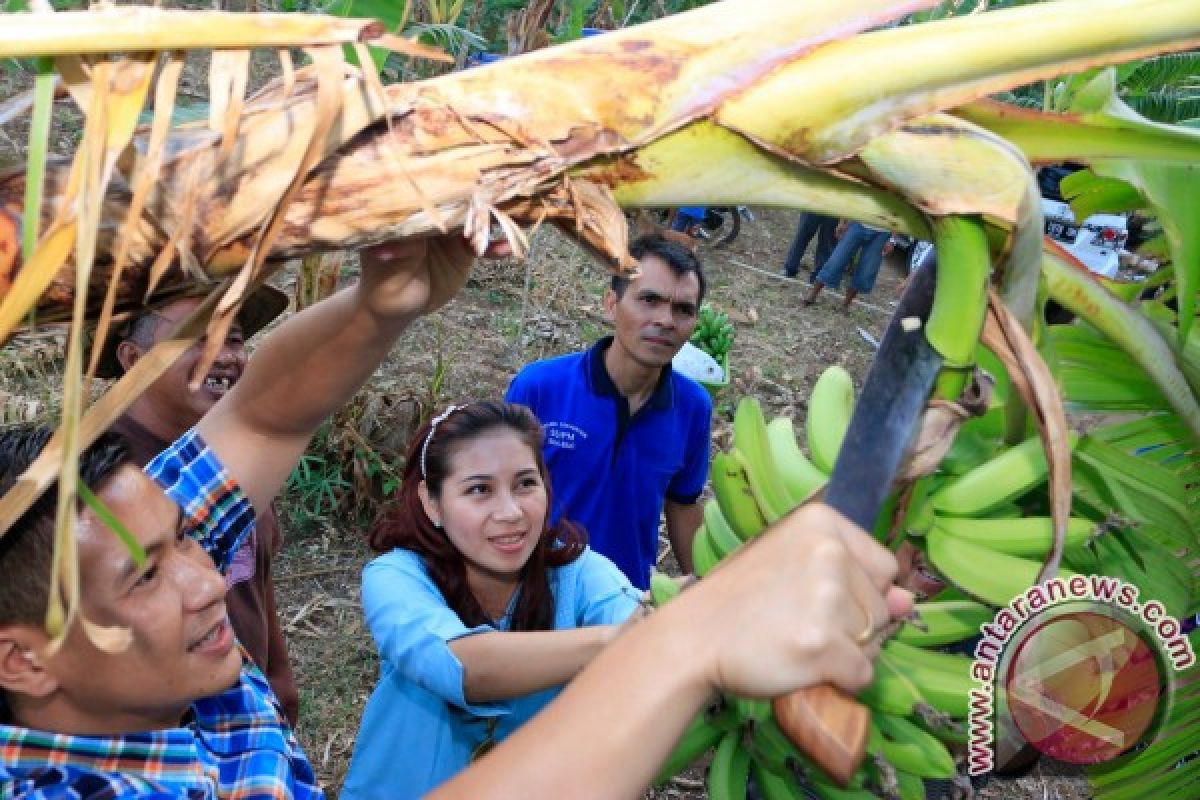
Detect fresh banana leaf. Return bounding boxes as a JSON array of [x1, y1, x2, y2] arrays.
[[1059, 168, 1147, 220], [1066, 70, 1200, 344]]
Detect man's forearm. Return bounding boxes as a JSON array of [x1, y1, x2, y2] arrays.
[[666, 500, 703, 575]]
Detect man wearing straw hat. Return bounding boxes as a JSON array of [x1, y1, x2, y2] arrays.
[[94, 283, 300, 725]]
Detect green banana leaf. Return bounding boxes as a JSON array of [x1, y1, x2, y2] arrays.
[[1066, 70, 1200, 344]]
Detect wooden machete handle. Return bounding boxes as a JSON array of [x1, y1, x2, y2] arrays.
[[772, 685, 869, 787]]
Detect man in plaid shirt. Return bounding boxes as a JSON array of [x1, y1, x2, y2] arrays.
[[0, 237, 487, 799]]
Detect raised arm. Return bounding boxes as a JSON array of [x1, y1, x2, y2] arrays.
[[431, 503, 913, 800], [198, 237, 483, 513]]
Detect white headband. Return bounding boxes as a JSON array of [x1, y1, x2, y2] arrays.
[[420, 405, 466, 479]]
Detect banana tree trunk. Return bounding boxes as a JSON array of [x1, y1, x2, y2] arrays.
[[2, 0, 1200, 329]]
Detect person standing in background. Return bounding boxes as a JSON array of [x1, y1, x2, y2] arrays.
[[781, 212, 838, 280], [803, 220, 894, 311], [506, 234, 711, 588]]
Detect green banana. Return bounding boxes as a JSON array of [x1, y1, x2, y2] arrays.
[[894, 767, 928, 800], [857, 650, 925, 716], [806, 365, 855, 474], [930, 433, 1079, 516], [730, 696, 771, 725], [649, 570, 681, 607], [749, 717, 805, 777], [750, 756, 804, 800], [691, 522, 720, 577], [926, 526, 1077, 606], [710, 451, 769, 540], [914, 708, 969, 747], [806, 775, 878, 800], [929, 515, 1096, 557], [655, 704, 730, 785], [937, 423, 1002, 476], [704, 499, 743, 559], [885, 640, 975, 674], [708, 729, 752, 800], [894, 599, 994, 647], [733, 398, 797, 522], [691, 305, 736, 361], [871, 713, 958, 779], [765, 416, 828, 503], [881, 640, 974, 719]]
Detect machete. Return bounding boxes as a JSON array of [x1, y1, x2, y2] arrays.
[[772, 249, 943, 787]]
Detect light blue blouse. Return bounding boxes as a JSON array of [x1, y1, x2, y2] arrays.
[[341, 547, 641, 799]]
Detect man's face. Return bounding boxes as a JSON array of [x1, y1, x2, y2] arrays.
[[605, 253, 701, 370], [43, 465, 241, 732], [121, 297, 247, 431]]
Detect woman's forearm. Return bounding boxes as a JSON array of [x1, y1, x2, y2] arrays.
[[435, 600, 711, 800], [450, 626, 616, 702]]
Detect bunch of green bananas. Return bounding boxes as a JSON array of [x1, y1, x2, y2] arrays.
[[903, 414, 1193, 619], [653, 368, 969, 798], [651, 364, 1196, 799], [691, 304, 736, 363]]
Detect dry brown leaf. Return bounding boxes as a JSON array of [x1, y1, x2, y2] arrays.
[[197, 45, 347, 388], [372, 33, 453, 63], [900, 370, 993, 480], [87, 52, 172, 379], [982, 289, 1072, 583], [209, 49, 251, 163], [0, 291, 218, 540]]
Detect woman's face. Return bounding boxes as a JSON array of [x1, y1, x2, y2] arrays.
[[421, 428, 548, 585]]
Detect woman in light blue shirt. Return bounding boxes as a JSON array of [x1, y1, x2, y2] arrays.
[[342, 402, 642, 799]]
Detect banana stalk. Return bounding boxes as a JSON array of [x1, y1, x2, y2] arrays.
[[6, 0, 1200, 323], [0, 8, 384, 56], [926, 216, 991, 398]]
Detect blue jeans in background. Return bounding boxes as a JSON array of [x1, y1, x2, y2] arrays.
[[782, 212, 837, 278], [814, 223, 890, 294]]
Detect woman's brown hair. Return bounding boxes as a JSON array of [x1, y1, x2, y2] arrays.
[[367, 401, 585, 631]]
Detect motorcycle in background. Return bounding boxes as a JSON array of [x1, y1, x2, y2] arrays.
[[663, 206, 755, 247]]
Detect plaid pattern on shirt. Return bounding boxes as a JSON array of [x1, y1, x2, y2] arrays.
[[0, 429, 322, 800]]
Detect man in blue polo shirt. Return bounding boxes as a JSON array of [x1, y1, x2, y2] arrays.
[[506, 234, 711, 589]]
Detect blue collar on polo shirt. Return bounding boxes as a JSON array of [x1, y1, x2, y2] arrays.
[[586, 336, 674, 408], [585, 336, 675, 459]]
